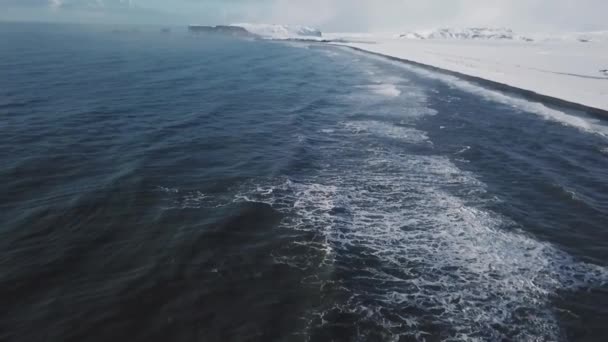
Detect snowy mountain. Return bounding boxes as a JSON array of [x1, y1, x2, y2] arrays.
[[397, 28, 608, 44], [400, 28, 533, 42], [230, 23, 322, 39]]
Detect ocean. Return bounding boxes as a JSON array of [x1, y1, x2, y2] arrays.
[[1, 22, 607, 341]]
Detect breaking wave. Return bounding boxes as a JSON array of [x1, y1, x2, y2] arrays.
[[342, 47, 608, 138], [234, 136, 607, 341], [151, 45, 608, 340], [365, 83, 402, 97], [228, 72, 608, 340]]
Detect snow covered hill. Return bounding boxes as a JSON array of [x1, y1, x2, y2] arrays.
[[398, 27, 608, 44], [230, 23, 322, 40], [400, 28, 533, 42]]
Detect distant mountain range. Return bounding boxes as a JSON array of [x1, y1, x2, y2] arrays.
[[399, 28, 534, 42], [185, 23, 608, 46], [399, 27, 608, 44]]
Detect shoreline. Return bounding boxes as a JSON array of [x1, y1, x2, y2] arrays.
[[332, 44, 608, 119]]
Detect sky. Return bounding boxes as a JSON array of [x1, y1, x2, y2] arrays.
[[1, 0, 607, 32]]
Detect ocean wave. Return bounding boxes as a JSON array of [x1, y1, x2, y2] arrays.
[[344, 47, 608, 138], [343, 120, 430, 145], [365, 83, 402, 97], [232, 117, 607, 340]]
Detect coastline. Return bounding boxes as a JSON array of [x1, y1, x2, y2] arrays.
[[304, 35, 608, 118], [332, 43, 608, 118]]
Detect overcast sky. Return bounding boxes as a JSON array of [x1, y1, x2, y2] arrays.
[[1, 0, 607, 32]]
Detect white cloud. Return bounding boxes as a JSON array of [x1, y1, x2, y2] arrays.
[[2, 0, 607, 31], [44, 0, 135, 10]]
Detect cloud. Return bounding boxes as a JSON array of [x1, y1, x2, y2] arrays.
[[0, 0, 49, 6], [0, 0, 135, 10], [50, 0, 135, 10], [1, 0, 607, 31]]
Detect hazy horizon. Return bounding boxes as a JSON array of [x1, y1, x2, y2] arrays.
[[1, 0, 607, 33]]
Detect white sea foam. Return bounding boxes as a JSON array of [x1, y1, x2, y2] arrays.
[[157, 186, 179, 194], [322, 50, 341, 58], [340, 71, 436, 120], [455, 145, 471, 154], [180, 190, 211, 209], [366, 83, 401, 97], [160, 54, 607, 338], [412, 66, 608, 137], [440, 76, 603, 134], [343, 120, 430, 144], [233, 112, 607, 339], [236, 152, 607, 340]]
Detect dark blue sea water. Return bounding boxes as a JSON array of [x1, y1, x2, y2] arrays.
[[1, 22, 608, 341]]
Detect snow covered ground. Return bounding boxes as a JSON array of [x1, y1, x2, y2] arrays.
[[326, 31, 608, 113]]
